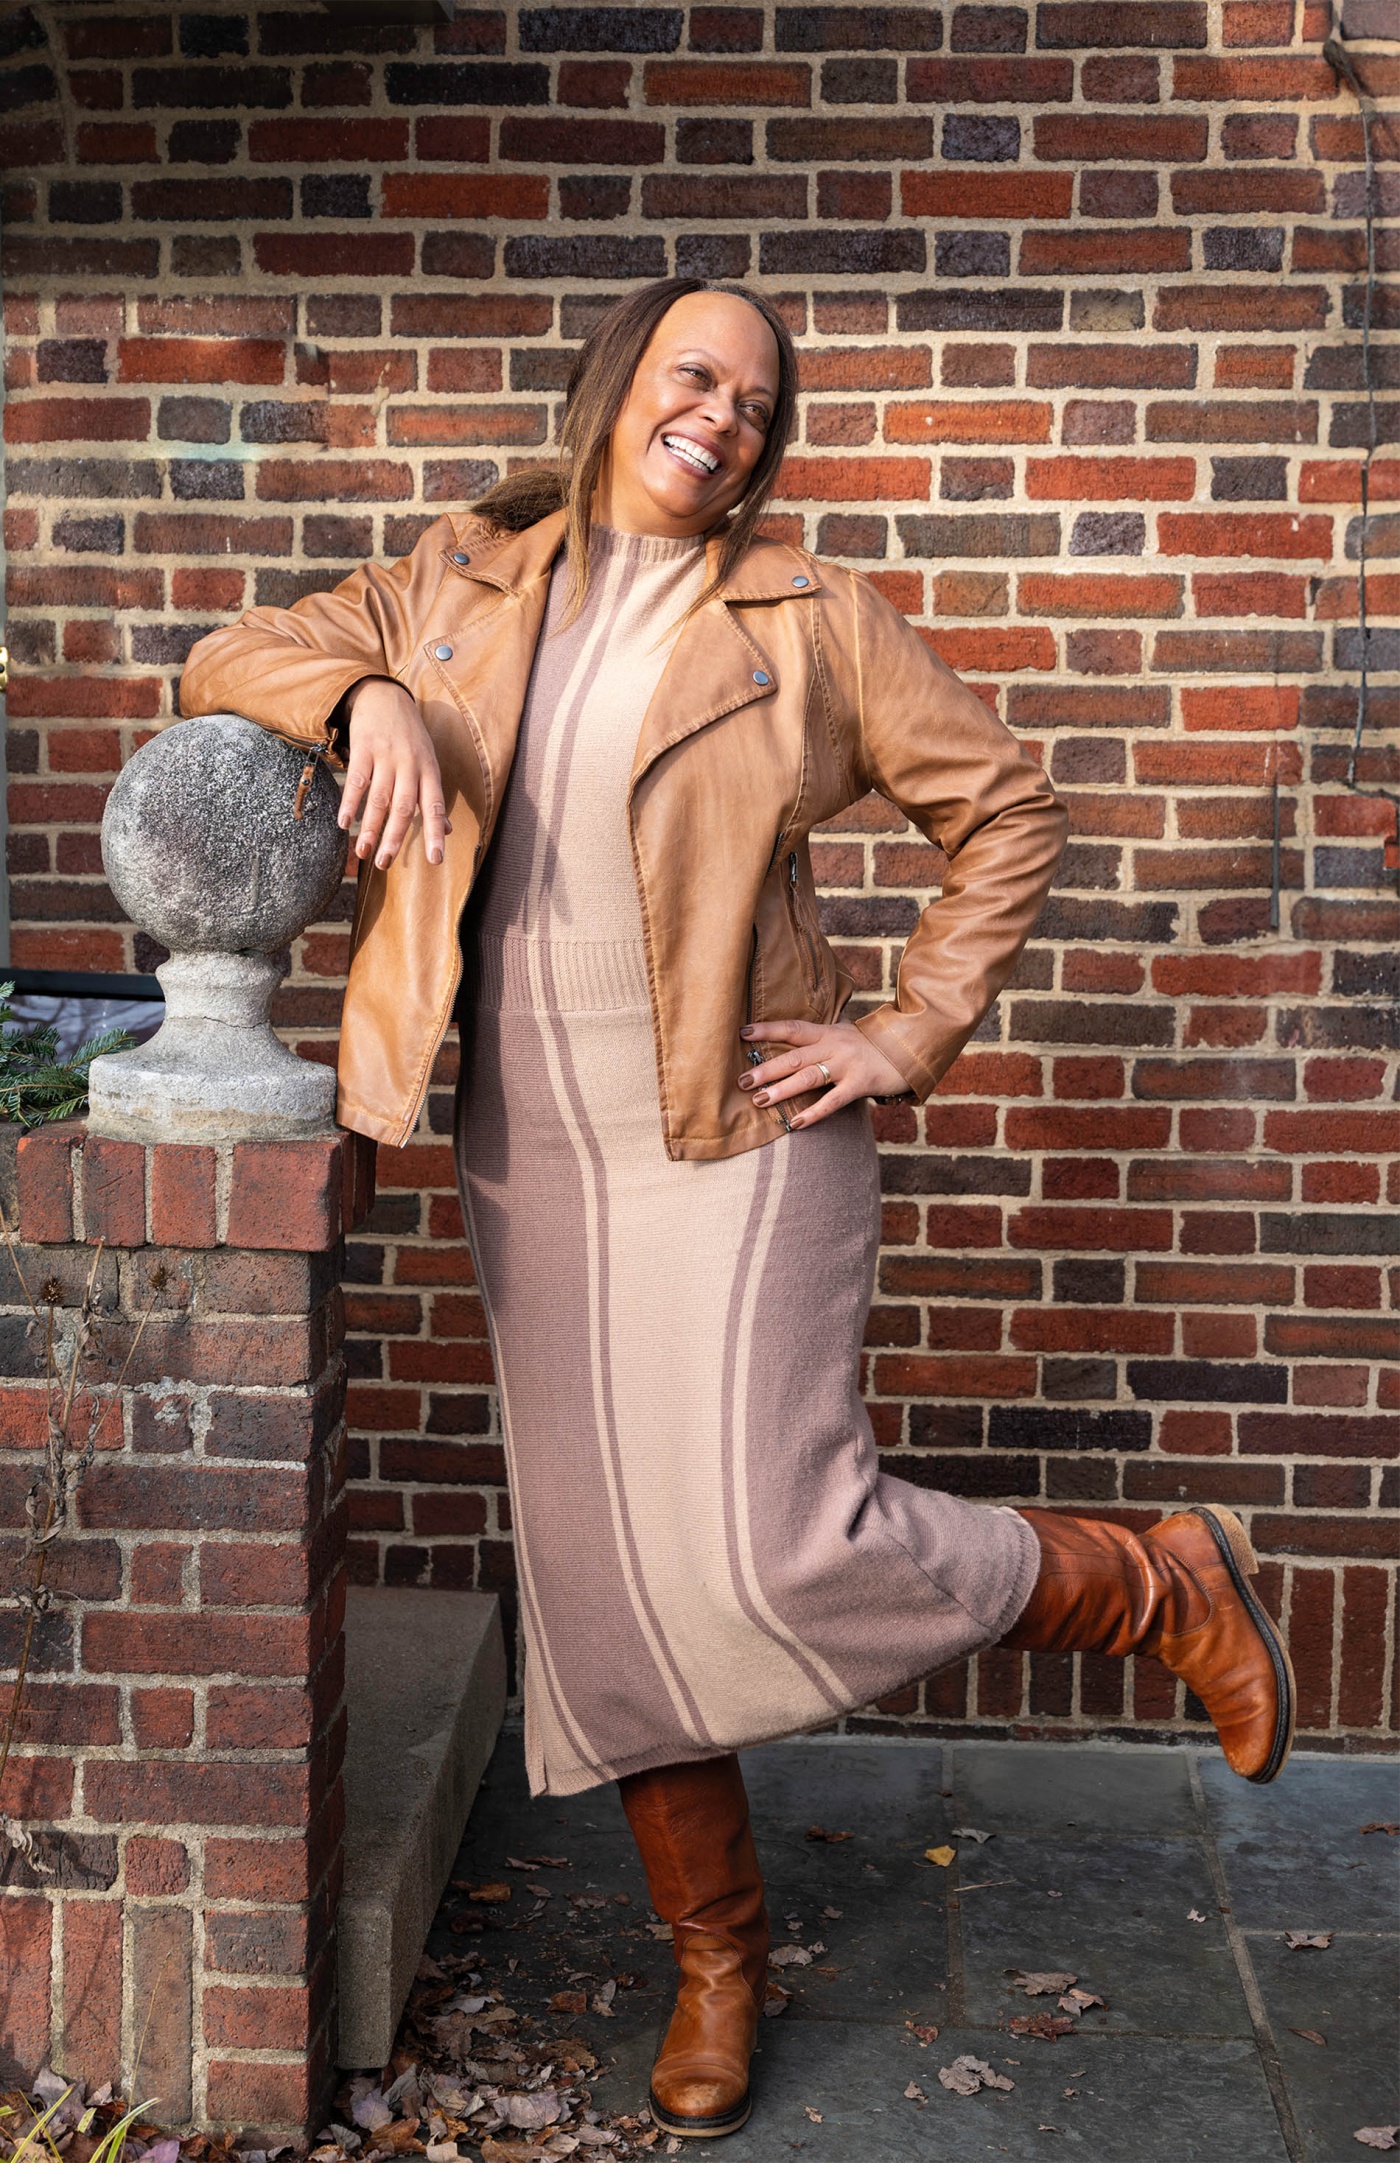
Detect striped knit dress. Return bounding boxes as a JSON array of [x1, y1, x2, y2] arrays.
[[455, 524, 1039, 1798]]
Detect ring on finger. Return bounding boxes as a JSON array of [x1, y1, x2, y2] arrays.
[[815, 1061, 833, 1086]]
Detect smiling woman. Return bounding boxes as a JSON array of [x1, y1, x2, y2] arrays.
[[178, 277, 1293, 2146]]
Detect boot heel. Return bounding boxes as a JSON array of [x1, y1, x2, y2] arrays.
[[1197, 1505, 1258, 1579]]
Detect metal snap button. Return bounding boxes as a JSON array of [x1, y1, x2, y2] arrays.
[[791, 575, 809, 587], [452, 551, 470, 566], [752, 669, 770, 686], [434, 643, 453, 660]]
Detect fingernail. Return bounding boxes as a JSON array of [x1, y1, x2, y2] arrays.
[[376, 852, 391, 869], [337, 811, 349, 829], [790, 1116, 804, 1129], [429, 848, 442, 865], [737, 1075, 753, 1090], [739, 1026, 754, 1039], [753, 1091, 769, 1107]]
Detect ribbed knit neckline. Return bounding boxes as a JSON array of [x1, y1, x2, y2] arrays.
[[589, 523, 707, 564]]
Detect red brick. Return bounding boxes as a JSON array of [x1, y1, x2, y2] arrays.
[[124, 1836, 189, 1895], [203, 1981, 311, 2052], [1338, 1567, 1389, 1729], [1009, 1208, 1175, 1251], [886, 400, 1052, 445], [0, 1901, 53, 2077], [1026, 455, 1195, 500], [226, 1139, 341, 1251], [774, 456, 932, 502], [644, 60, 810, 103], [82, 1612, 310, 1681], [5, 397, 151, 444], [902, 172, 1073, 221], [16, 1123, 79, 1242], [205, 2060, 315, 2129], [872, 1354, 1036, 1398], [147, 1145, 217, 1249], [131, 1687, 194, 1750], [383, 173, 548, 220]]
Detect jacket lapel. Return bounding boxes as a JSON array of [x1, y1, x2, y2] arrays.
[[629, 532, 821, 791]]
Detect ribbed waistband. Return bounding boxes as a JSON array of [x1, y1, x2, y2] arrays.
[[472, 932, 650, 1014]]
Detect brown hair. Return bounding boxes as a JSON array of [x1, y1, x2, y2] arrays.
[[471, 277, 799, 620]]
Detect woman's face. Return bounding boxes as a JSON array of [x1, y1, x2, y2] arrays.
[[595, 290, 781, 537]]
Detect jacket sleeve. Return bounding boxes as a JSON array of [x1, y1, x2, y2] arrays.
[[838, 569, 1068, 1102], [178, 515, 457, 751]]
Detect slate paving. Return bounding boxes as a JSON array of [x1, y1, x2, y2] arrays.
[[428, 1727, 1399, 2163]]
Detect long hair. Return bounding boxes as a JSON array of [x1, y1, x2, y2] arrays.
[[471, 278, 799, 621]]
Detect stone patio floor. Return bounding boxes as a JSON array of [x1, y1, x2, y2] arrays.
[[428, 1727, 1399, 2163]]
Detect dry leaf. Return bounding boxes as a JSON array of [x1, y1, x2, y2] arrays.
[[1059, 1990, 1104, 2015], [903, 2082, 926, 2103], [503, 2095, 561, 2133], [951, 1826, 993, 1844], [505, 1855, 569, 1870], [352, 2099, 394, 2134], [802, 2108, 822, 2124], [1187, 1910, 1208, 1923], [804, 1825, 852, 1844], [645, 1923, 673, 1940], [468, 1884, 512, 1905], [821, 1906, 842, 1920], [1007, 1970, 1077, 1997], [1290, 2029, 1327, 2047], [938, 2056, 1013, 2097], [548, 1993, 587, 2017], [905, 2023, 939, 2047], [1360, 1823, 1398, 1837], [762, 1983, 791, 2018], [1284, 1931, 1332, 1950], [1010, 2013, 1076, 2043], [925, 1846, 956, 1868], [1355, 2133, 1399, 2152], [768, 1945, 812, 1968]]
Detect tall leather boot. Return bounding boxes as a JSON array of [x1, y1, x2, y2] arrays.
[[618, 1754, 769, 2140], [1002, 1504, 1295, 1784]]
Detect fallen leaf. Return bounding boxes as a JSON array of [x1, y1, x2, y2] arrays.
[[503, 2094, 562, 2133], [352, 2098, 394, 2134], [1007, 1970, 1077, 1997], [645, 1923, 673, 1941], [804, 1825, 853, 1844], [802, 2107, 822, 2123], [1009, 2014, 1076, 2043], [903, 2082, 927, 2103], [568, 1894, 608, 1911], [548, 1993, 587, 2017], [590, 1981, 616, 2018], [821, 1906, 843, 1920], [1290, 2029, 1327, 2047], [938, 2056, 1014, 2097], [904, 2022, 939, 2047], [925, 1846, 956, 1868], [1187, 1909, 1208, 1923], [1059, 1990, 1105, 2015], [768, 1945, 812, 1968], [951, 1826, 993, 1844], [1284, 1931, 1332, 1950], [468, 1884, 512, 1905], [1355, 2133, 1399, 2152], [425, 2146, 459, 2161], [1360, 1823, 1398, 1837], [506, 1854, 569, 1869], [1062, 2089, 1079, 2100], [762, 1983, 791, 2018]]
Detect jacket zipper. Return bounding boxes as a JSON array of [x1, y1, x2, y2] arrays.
[[786, 850, 823, 1002]]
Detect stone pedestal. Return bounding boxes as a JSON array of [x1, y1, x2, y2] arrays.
[[89, 714, 347, 1145]]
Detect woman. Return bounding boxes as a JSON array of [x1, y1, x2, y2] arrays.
[[182, 279, 1294, 2141]]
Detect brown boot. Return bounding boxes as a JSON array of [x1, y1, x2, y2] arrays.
[[1003, 1505, 1295, 1783], [618, 1754, 769, 2140]]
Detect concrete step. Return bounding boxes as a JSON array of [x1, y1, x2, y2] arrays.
[[337, 1586, 507, 2070]]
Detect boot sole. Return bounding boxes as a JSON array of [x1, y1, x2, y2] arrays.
[[648, 2088, 752, 2139], [1190, 1506, 1296, 1784]]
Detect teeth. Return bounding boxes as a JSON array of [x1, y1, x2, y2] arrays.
[[663, 434, 718, 474]]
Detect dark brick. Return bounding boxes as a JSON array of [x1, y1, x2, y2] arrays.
[[1037, 2, 1206, 44], [385, 61, 549, 104], [776, 8, 943, 48], [50, 180, 121, 224], [940, 457, 1013, 500], [817, 513, 887, 555], [180, 13, 249, 56], [36, 339, 107, 384], [942, 113, 1020, 160], [158, 396, 232, 444], [131, 623, 212, 663], [897, 288, 1064, 332], [907, 1405, 986, 1448], [952, 7, 1028, 50], [519, 8, 682, 49], [989, 1408, 1152, 1451], [898, 513, 1061, 557], [1070, 511, 1145, 555], [1127, 1362, 1289, 1404], [1260, 1214, 1400, 1258], [133, 65, 292, 108], [675, 234, 751, 276], [504, 234, 665, 278], [885, 1451, 1037, 1499], [302, 174, 371, 219], [689, 9, 764, 52], [240, 402, 327, 445], [170, 460, 243, 501], [1044, 1358, 1118, 1400], [935, 232, 1011, 278], [1053, 1260, 1126, 1304], [760, 228, 923, 276], [8, 457, 162, 500], [1203, 227, 1284, 274], [501, 116, 665, 161], [881, 1155, 1031, 1196], [421, 233, 497, 280], [1210, 456, 1288, 502], [676, 116, 752, 162], [167, 118, 240, 161], [822, 57, 897, 101], [767, 117, 932, 163], [54, 513, 123, 553]]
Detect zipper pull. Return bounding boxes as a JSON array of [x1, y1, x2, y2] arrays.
[[293, 751, 320, 821], [788, 850, 799, 887]]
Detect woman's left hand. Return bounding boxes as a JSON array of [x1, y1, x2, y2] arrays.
[[738, 1018, 909, 1129]]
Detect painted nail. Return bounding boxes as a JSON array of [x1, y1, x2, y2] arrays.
[[753, 1091, 769, 1107], [429, 848, 442, 865]]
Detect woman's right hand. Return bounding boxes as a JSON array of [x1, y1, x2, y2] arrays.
[[338, 676, 451, 868]]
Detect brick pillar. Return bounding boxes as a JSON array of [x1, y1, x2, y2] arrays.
[[0, 1120, 374, 2141]]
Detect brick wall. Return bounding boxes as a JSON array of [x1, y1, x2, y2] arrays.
[[2, 1, 1397, 1756], [0, 1123, 371, 2124]]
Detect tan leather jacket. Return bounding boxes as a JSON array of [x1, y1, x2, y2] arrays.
[[180, 507, 1067, 1157]]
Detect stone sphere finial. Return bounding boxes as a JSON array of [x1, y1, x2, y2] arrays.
[[87, 713, 349, 1144]]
